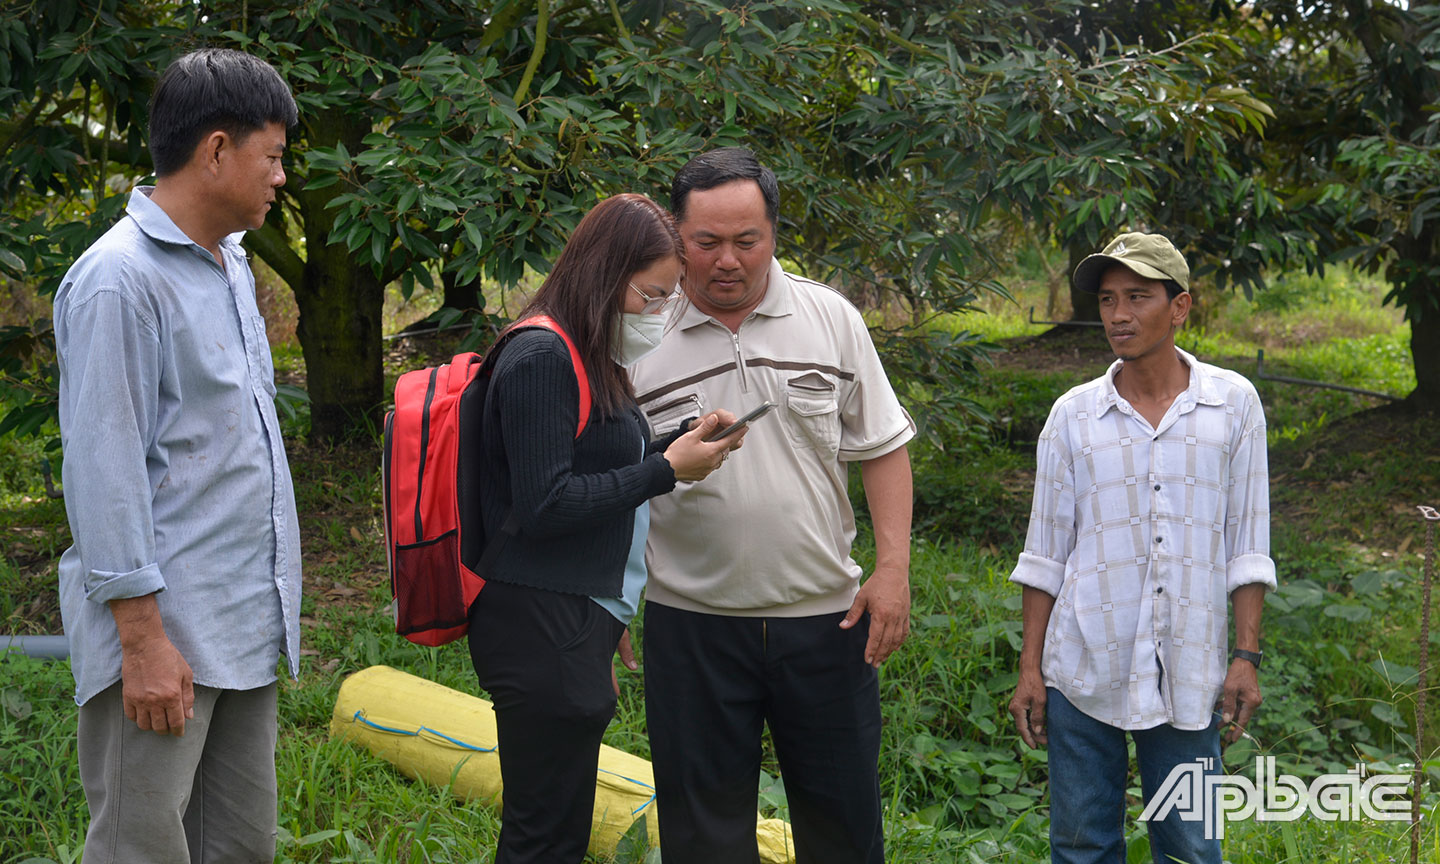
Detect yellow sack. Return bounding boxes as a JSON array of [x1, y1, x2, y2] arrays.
[[329, 665, 795, 862]]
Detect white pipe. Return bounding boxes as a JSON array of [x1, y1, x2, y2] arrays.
[[3, 634, 69, 660]]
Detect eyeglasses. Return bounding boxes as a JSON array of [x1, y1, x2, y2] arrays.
[[630, 282, 680, 315]]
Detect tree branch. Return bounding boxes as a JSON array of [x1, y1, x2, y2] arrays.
[[514, 0, 550, 106], [244, 219, 305, 290], [0, 98, 60, 160], [479, 0, 533, 51], [1342, 0, 1433, 126], [607, 0, 631, 41], [66, 124, 151, 171]]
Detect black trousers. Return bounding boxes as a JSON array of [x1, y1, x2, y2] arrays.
[[643, 603, 884, 864], [468, 579, 625, 864]]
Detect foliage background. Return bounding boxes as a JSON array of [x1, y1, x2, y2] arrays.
[[7, 0, 1440, 446]]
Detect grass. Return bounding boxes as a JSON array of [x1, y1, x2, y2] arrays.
[[3, 253, 1439, 862]]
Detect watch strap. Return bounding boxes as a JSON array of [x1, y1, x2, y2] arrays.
[[1231, 648, 1263, 669]]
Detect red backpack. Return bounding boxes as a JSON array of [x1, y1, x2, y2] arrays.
[[382, 315, 591, 646]]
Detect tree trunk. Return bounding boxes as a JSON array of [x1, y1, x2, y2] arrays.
[[1390, 234, 1439, 413], [1067, 242, 1098, 322], [292, 107, 385, 442], [1407, 304, 1440, 412], [296, 245, 385, 441]]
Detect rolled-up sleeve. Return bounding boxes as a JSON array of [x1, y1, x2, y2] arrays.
[[836, 312, 915, 462], [1224, 396, 1277, 593], [57, 288, 168, 604], [1010, 415, 1075, 597]]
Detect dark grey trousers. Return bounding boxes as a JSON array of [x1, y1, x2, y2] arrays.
[[643, 603, 885, 864], [78, 681, 279, 864]]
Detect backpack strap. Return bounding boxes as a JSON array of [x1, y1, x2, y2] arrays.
[[475, 315, 592, 564], [504, 314, 592, 439]]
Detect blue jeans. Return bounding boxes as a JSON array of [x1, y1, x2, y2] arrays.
[[1046, 688, 1222, 864]]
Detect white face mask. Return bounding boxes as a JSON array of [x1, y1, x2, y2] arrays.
[[612, 312, 666, 367]]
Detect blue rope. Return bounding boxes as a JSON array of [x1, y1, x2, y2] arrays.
[[349, 709, 656, 813], [350, 710, 496, 752], [597, 767, 656, 815]]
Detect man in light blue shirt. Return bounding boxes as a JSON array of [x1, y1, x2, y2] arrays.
[[54, 49, 301, 863]]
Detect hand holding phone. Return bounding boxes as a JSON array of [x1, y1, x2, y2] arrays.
[[704, 401, 777, 442]]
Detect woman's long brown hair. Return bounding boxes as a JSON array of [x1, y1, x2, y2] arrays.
[[514, 193, 683, 418]]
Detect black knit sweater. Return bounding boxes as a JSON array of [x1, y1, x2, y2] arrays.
[[476, 328, 680, 597]]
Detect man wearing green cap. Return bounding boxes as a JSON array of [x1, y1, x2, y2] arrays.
[[1006, 233, 1275, 863]]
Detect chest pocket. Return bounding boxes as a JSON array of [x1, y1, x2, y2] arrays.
[[643, 390, 705, 437], [783, 372, 840, 455]]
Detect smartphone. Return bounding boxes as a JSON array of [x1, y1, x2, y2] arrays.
[[704, 401, 777, 442]]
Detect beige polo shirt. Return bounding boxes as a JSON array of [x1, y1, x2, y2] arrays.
[[630, 258, 915, 617]]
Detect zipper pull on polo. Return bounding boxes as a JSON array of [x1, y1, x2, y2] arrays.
[[730, 329, 748, 391]]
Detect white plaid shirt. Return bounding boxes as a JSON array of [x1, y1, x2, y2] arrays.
[[1010, 349, 1276, 730]]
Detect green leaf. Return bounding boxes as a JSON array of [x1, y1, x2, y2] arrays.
[[495, 100, 526, 131], [985, 762, 1021, 781], [303, 173, 341, 191], [1279, 580, 1326, 608], [1322, 602, 1371, 622], [0, 403, 53, 438], [2, 688, 33, 720], [0, 247, 24, 273], [1370, 702, 1408, 729], [1351, 571, 1384, 596], [273, 385, 310, 423], [614, 814, 651, 861], [1264, 594, 1294, 612], [1371, 658, 1420, 686], [950, 769, 981, 796], [294, 828, 341, 846]]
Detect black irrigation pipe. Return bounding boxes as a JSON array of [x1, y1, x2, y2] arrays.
[[1028, 307, 1105, 328], [1255, 349, 1401, 402], [382, 323, 473, 343]]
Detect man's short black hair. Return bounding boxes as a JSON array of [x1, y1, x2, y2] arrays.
[[149, 49, 298, 177], [671, 147, 779, 228]]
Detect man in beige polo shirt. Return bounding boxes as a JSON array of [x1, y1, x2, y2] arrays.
[[630, 148, 915, 863]]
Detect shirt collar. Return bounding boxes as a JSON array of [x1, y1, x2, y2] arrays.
[[126, 186, 244, 258], [1094, 346, 1223, 418], [673, 257, 794, 331], [751, 257, 793, 318]]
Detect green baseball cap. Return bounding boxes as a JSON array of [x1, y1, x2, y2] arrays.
[[1072, 232, 1190, 294]]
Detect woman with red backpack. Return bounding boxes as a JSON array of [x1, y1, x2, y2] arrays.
[[466, 193, 745, 863]]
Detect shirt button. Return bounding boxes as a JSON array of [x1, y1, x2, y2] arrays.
[[1156, 587, 1164, 594], [1155, 537, 1163, 544], [1153, 484, 1161, 491]]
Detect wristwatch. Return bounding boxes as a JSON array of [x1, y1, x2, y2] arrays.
[[1231, 648, 1263, 669]]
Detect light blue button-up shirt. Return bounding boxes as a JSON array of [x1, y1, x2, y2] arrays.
[[592, 430, 649, 625], [54, 187, 302, 706]]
